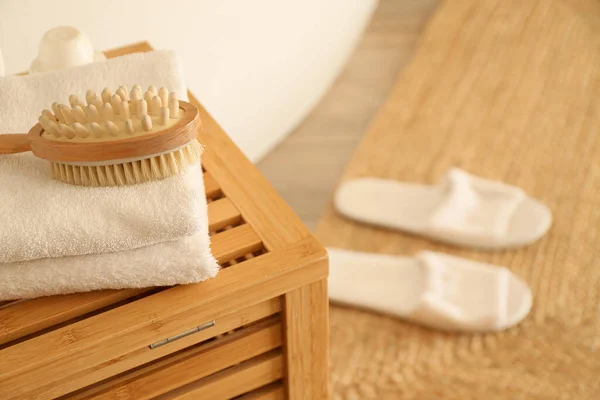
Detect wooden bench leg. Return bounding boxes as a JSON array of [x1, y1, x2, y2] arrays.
[[283, 279, 329, 399]]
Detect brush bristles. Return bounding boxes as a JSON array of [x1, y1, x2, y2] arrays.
[[50, 140, 203, 187]]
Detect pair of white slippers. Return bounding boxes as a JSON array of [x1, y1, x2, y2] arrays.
[[328, 168, 552, 332]]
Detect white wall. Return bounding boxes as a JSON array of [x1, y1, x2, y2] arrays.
[[0, 0, 376, 161]]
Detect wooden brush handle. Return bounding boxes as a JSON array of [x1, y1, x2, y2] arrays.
[[28, 101, 199, 164], [0, 134, 31, 154]]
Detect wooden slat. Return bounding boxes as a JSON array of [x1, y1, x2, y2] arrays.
[[76, 317, 281, 400], [68, 299, 281, 400], [0, 237, 326, 400], [237, 382, 285, 400], [102, 42, 152, 58], [283, 279, 329, 399], [203, 172, 222, 199], [0, 224, 261, 346], [192, 91, 312, 251], [165, 351, 284, 400], [0, 290, 147, 346], [207, 197, 242, 232], [210, 224, 263, 264]]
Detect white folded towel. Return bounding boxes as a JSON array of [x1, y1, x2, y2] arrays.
[[0, 232, 219, 302], [0, 49, 188, 133], [0, 50, 219, 300], [0, 153, 208, 263]]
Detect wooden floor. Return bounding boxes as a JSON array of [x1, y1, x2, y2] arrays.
[[257, 0, 439, 230]]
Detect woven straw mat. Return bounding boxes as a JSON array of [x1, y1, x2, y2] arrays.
[[316, 0, 600, 398]]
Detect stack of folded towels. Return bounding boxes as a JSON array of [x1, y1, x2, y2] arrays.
[[0, 50, 219, 300]]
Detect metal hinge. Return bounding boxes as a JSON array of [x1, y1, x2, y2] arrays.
[[148, 321, 215, 349]]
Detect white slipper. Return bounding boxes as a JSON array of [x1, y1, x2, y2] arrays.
[[334, 168, 551, 250], [327, 248, 532, 332]]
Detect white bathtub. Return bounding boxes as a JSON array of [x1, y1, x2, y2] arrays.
[[0, 0, 377, 161]]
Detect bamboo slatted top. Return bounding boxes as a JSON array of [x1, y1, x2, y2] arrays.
[[0, 43, 327, 399]]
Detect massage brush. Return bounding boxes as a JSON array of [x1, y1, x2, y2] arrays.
[[0, 84, 202, 187]]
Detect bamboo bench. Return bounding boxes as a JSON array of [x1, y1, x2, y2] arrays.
[[0, 42, 329, 400]]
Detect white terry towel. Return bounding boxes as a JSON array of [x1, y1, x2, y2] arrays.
[[0, 231, 219, 302], [0, 49, 188, 133], [0, 153, 207, 263], [0, 50, 219, 300]]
